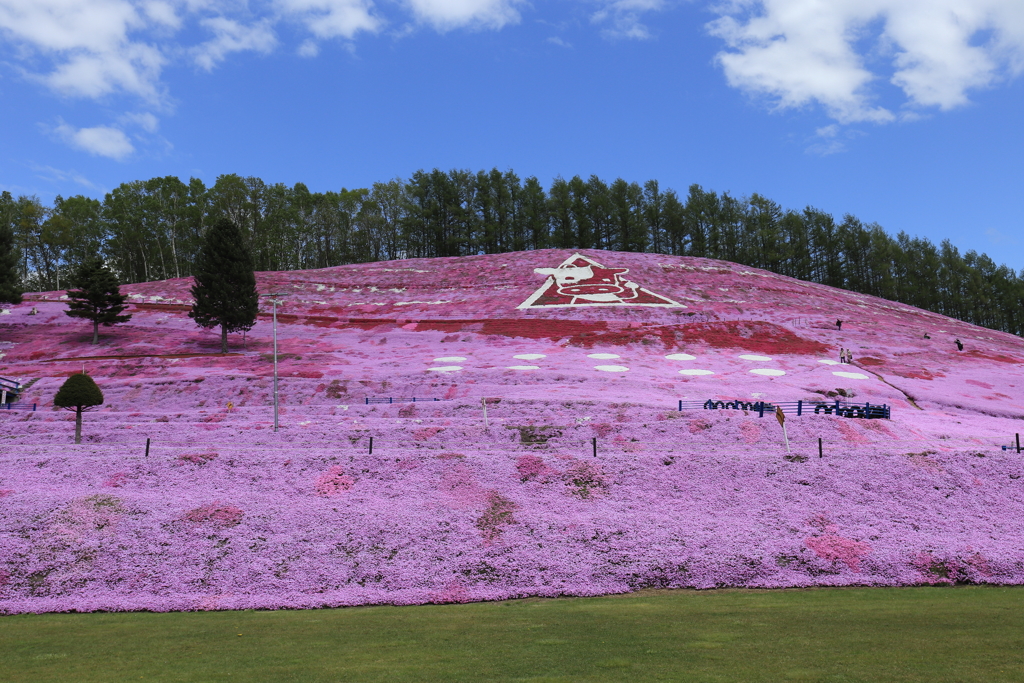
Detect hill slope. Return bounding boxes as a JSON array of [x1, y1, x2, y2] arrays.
[[2, 249, 1024, 613]]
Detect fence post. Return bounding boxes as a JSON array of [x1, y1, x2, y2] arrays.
[[797, 400, 802, 416], [592, 437, 597, 458], [758, 402, 765, 418], [369, 436, 374, 455], [365, 397, 369, 405], [818, 438, 823, 459], [678, 399, 682, 411], [1017, 433, 1021, 454], [145, 437, 150, 458]]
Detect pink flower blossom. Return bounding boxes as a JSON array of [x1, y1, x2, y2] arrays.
[[314, 466, 355, 496], [805, 535, 871, 572]]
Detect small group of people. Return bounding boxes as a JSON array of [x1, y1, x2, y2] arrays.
[[839, 347, 854, 364]]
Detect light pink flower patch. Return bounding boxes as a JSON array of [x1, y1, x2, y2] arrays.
[[431, 581, 471, 604], [563, 460, 608, 499], [805, 534, 871, 572], [104, 473, 128, 488], [177, 451, 218, 465], [688, 418, 712, 434], [414, 427, 444, 441], [314, 466, 355, 496], [740, 421, 762, 444], [965, 551, 993, 578], [0, 489, 13, 498], [912, 551, 965, 584], [182, 502, 244, 528], [516, 454, 556, 482]]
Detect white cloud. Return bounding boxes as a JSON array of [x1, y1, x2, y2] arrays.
[[119, 111, 160, 132], [985, 228, 1018, 246], [0, 0, 166, 101], [404, 0, 522, 31], [592, 0, 664, 40], [277, 0, 380, 39], [52, 120, 135, 159], [30, 164, 103, 191], [193, 17, 277, 71], [708, 0, 1024, 123], [141, 0, 180, 28], [297, 39, 320, 57]]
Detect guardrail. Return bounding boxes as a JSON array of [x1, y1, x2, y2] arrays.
[[364, 397, 448, 405], [0, 403, 36, 411], [679, 399, 890, 420]]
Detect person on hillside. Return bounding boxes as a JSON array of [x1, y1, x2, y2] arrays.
[[847, 349, 854, 363], [838, 348, 846, 363], [923, 333, 930, 339], [955, 338, 964, 351]]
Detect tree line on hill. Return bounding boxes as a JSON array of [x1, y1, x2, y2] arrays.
[[2, 169, 1022, 336]]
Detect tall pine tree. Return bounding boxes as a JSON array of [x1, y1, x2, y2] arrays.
[[65, 257, 132, 344], [0, 191, 22, 304], [189, 218, 258, 353]]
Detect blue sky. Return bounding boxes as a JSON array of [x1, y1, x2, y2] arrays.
[[1, 0, 1023, 269]]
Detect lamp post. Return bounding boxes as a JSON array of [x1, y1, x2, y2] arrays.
[[262, 293, 285, 432]]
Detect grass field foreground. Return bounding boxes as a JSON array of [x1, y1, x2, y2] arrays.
[[3, 586, 1024, 682]]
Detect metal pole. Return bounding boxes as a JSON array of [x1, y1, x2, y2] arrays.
[[818, 438, 823, 459], [369, 436, 373, 455], [145, 438, 150, 458], [273, 300, 279, 433], [1017, 433, 1021, 454], [592, 437, 597, 458]]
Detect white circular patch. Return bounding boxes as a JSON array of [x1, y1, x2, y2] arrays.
[[739, 354, 772, 361], [679, 369, 714, 376], [513, 354, 546, 360], [665, 353, 697, 361], [427, 366, 462, 372], [750, 368, 785, 376], [588, 353, 620, 359], [594, 365, 629, 372], [433, 356, 466, 362], [506, 365, 540, 370], [833, 371, 869, 379], [818, 359, 841, 365]]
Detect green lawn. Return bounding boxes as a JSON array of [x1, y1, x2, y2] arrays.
[[3, 587, 1024, 682]]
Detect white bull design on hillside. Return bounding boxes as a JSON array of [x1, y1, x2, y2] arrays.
[[533, 264, 641, 304]]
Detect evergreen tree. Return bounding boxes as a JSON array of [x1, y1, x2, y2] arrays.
[[189, 218, 259, 353], [65, 257, 132, 344], [0, 191, 22, 304], [54, 373, 104, 444]]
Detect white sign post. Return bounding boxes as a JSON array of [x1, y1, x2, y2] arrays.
[[776, 405, 791, 454]]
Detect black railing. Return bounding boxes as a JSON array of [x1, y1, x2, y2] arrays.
[[364, 397, 448, 405], [679, 399, 890, 420]]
